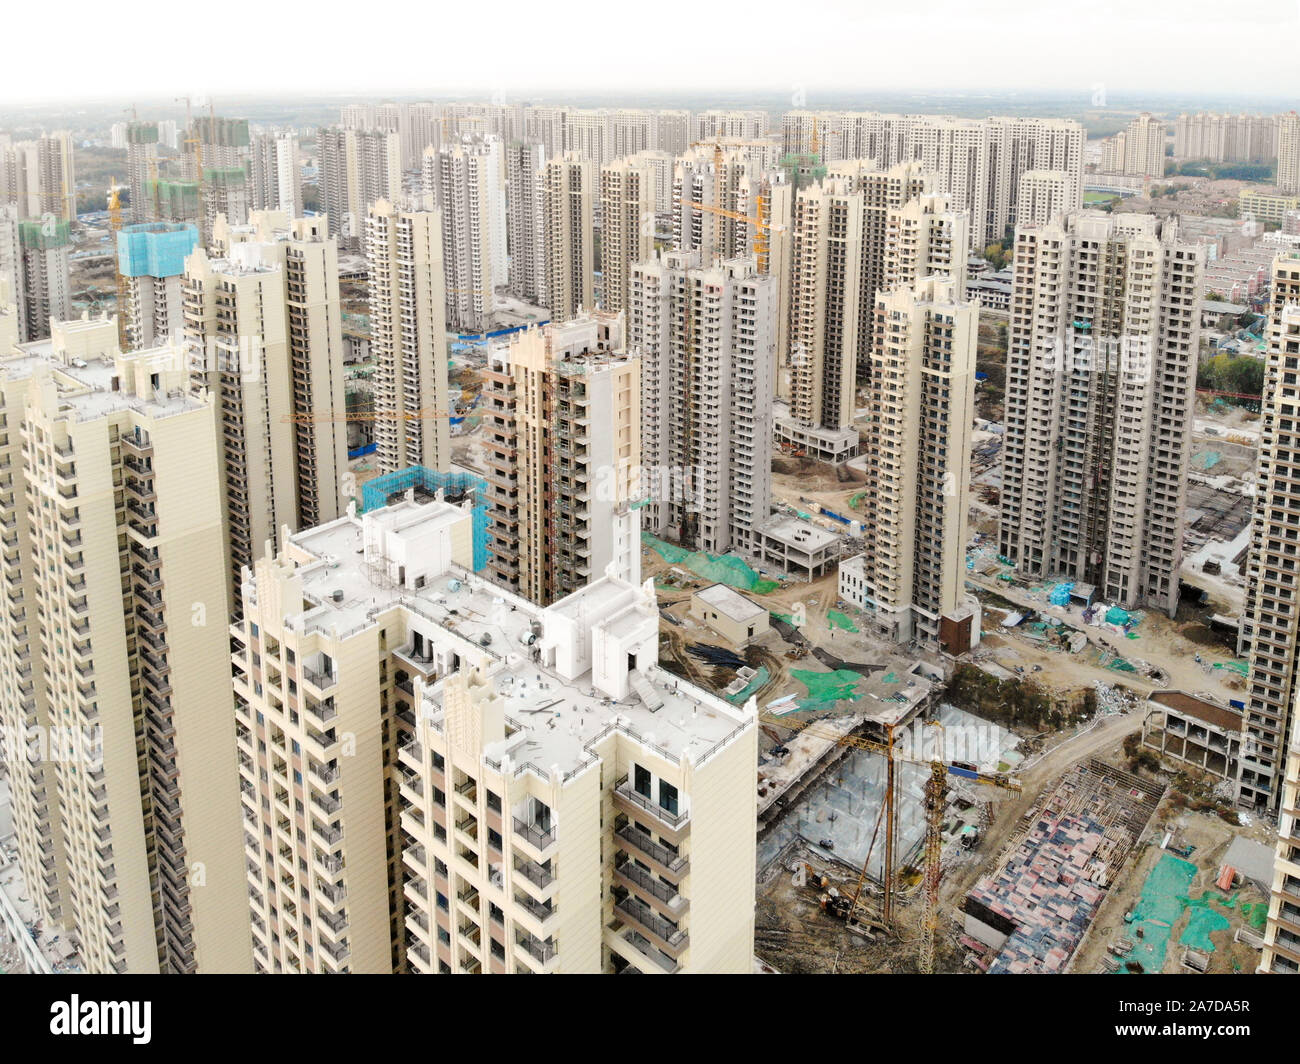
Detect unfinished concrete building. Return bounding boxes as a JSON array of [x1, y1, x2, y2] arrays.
[[124, 122, 160, 224], [117, 222, 199, 350], [998, 211, 1205, 620], [1238, 255, 1300, 816], [1141, 691, 1244, 783], [481, 311, 641, 604], [17, 219, 70, 342]]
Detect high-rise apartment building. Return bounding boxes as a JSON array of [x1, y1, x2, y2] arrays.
[[319, 126, 403, 252], [627, 150, 674, 216], [855, 276, 980, 650], [366, 199, 452, 474], [821, 160, 967, 376], [655, 109, 691, 155], [117, 222, 199, 350], [672, 145, 759, 265], [18, 218, 71, 342], [784, 175, 863, 464], [400, 567, 757, 974], [233, 495, 757, 974], [1258, 282, 1300, 969], [540, 153, 594, 323], [999, 212, 1204, 620], [481, 312, 641, 603], [424, 136, 507, 334], [695, 110, 769, 142], [1015, 170, 1071, 229], [630, 250, 775, 554], [38, 132, 76, 223], [1100, 114, 1167, 179], [1174, 112, 1278, 163], [0, 204, 25, 341], [184, 213, 348, 599], [250, 130, 303, 217], [1279, 112, 1300, 196], [505, 140, 546, 306], [0, 132, 76, 223], [1237, 250, 1300, 815], [0, 314, 251, 973], [598, 158, 653, 315]]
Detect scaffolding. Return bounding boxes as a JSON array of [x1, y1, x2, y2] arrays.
[[18, 220, 70, 250], [360, 466, 492, 572], [117, 222, 199, 278], [148, 180, 200, 222]]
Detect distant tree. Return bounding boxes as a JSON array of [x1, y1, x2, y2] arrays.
[[983, 241, 1008, 270]]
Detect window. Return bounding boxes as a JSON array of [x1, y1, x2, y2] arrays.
[[634, 764, 651, 798], [659, 781, 679, 816]]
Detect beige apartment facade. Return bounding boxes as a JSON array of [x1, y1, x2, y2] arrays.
[[236, 497, 758, 974], [0, 314, 250, 973], [858, 277, 979, 649], [366, 199, 452, 475], [540, 153, 594, 323]]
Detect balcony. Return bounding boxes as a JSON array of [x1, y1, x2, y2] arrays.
[[614, 896, 688, 958], [514, 856, 554, 891], [304, 665, 338, 692], [515, 929, 558, 967], [514, 891, 556, 924], [614, 857, 689, 918], [613, 777, 690, 843], [512, 816, 556, 853], [616, 824, 689, 881]]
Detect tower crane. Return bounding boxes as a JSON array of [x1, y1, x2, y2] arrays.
[[760, 711, 1019, 970], [107, 177, 128, 349]]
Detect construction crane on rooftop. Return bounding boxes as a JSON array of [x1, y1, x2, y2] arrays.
[[760, 711, 1020, 972]]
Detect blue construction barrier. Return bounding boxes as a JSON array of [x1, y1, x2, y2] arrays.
[[347, 442, 377, 459], [451, 320, 550, 342]]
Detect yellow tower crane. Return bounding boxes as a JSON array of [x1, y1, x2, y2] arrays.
[[760, 712, 1019, 969], [108, 177, 128, 350]]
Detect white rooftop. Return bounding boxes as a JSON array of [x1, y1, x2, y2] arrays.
[[694, 583, 766, 624], [269, 501, 754, 777]]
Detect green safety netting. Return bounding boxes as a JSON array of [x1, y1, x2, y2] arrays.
[[642, 533, 780, 593]]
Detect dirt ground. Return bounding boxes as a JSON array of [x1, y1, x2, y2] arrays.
[[968, 573, 1248, 705], [1071, 805, 1273, 975]]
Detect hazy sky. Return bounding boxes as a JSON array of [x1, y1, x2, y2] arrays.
[[6, 0, 1300, 102]]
